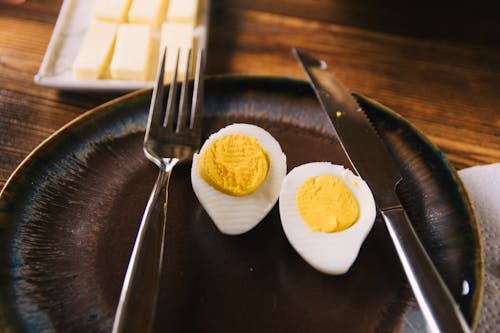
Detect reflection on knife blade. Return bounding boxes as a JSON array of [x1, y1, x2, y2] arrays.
[[293, 47, 470, 333]]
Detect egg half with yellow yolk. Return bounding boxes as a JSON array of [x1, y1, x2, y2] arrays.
[[191, 123, 287, 235], [279, 162, 376, 274]]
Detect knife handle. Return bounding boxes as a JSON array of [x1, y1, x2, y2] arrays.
[[380, 207, 471, 333]]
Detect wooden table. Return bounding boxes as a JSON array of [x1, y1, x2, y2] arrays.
[[0, 1, 499, 331], [1, 0, 499, 189]]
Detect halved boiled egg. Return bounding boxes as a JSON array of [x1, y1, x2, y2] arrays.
[[191, 123, 287, 235], [279, 162, 376, 274]]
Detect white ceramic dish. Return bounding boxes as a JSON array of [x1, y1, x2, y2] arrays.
[[34, 0, 209, 91]]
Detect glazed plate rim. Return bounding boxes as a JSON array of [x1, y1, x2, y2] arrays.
[[0, 74, 484, 331]]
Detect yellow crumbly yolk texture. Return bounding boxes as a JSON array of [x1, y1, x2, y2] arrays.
[[199, 134, 270, 196], [297, 175, 360, 232]]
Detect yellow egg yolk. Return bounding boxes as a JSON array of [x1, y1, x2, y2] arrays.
[[296, 175, 359, 232], [199, 134, 270, 196]]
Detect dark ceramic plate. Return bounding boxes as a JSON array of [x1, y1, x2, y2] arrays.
[[0, 76, 482, 333]]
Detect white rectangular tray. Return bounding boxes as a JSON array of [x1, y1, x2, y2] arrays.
[[35, 0, 209, 92]]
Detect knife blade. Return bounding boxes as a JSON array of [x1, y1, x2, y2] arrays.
[[293, 47, 471, 333]]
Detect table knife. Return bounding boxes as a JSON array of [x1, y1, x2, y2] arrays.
[[293, 48, 471, 333]]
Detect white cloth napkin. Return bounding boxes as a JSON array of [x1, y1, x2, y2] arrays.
[[458, 163, 500, 332]]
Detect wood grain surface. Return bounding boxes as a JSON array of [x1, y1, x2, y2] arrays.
[[1, 0, 499, 189]]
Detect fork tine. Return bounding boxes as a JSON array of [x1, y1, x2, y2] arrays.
[[164, 48, 180, 130], [176, 48, 193, 133], [147, 46, 167, 136], [117, 41, 205, 333], [190, 48, 205, 135]]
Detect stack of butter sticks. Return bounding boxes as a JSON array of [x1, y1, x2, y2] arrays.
[[73, 0, 200, 82]]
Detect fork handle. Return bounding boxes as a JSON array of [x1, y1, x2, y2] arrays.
[[112, 160, 178, 333]]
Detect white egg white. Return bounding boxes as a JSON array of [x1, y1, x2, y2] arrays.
[[191, 123, 287, 235], [279, 162, 376, 275]]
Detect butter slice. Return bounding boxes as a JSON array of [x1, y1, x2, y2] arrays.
[[110, 24, 152, 81], [94, 0, 133, 23], [166, 0, 199, 23], [73, 21, 117, 80], [129, 0, 168, 30], [160, 22, 194, 77]]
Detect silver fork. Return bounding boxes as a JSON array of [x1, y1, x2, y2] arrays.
[[112, 47, 204, 333]]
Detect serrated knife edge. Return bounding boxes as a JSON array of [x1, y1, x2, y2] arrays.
[[293, 47, 471, 333], [292, 47, 403, 210]]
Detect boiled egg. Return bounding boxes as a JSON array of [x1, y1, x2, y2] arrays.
[[279, 162, 376, 274], [191, 123, 287, 235]]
